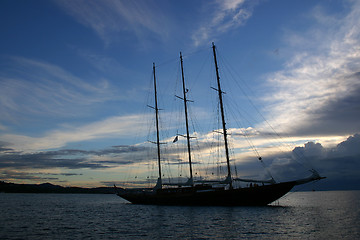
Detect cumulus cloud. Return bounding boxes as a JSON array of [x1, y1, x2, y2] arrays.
[[333, 133, 360, 156], [264, 133, 360, 187]]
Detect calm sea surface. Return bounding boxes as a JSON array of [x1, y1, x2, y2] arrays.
[[0, 191, 359, 239]]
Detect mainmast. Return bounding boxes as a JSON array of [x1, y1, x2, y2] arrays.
[[153, 63, 162, 189], [179, 52, 194, 186], [212, 42, 232, 188]]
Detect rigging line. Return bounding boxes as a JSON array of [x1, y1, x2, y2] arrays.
[[226, 98, 263, 156], [170, 61, 182, 141], [219, 54, 266, 126], [187, 49, 213, 91], [126, 70, 158, 186], [156, 46, 209, 69], [208, 93, 223, 179], [228, 97, 292, 159], [187, 103, 207, 181], [185, 78, 218, 177], [215, 63, 299, 180], [181, 46, 210, 59], [164, 151, 175, 185], [226, 101, 261, 159], [218, 50, 313, 171], [228, 107, 277, 181], [220, 99, 258, 179], [227, 105, 277, 183], [226, 98, 305, 178], [156, 56, 178, 68]]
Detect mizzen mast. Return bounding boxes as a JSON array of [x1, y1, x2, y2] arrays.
[[212, 42, 232, 188]]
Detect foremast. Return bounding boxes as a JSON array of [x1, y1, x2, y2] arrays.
[[212, 42, 233, 189]]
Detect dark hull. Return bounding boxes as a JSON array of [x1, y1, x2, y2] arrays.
[[117, 181, 296, 206]]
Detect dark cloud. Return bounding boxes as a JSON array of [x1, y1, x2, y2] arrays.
[[263, 133, 360, 189], [0, 147, 13, 152], [291, 73, 360, 136], [0, 141, 17, 153], [50, 145, 149, 157], [0, 153, 107, 170], [2, 133, 359, 190], [0, 170, 60, 182], [0, 144, 153, 183], [293, 142, 326, 159], [0, 145, 151, 170], [335, 133, 360, 156], [225, 133, 360, 191], [37, 172, 83, 176], [0, 170, 83, 183], [163, 158, 201, 165]]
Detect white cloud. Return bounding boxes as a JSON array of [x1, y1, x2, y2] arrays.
[[1, 114, 150, 152], [54, 0, 170, 45], [192, 0, 258, 46], [0, 57, 116, 122], [261, 1, 360, 136]]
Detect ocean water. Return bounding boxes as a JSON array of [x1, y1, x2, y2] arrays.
[[0, 191, 359, 239]]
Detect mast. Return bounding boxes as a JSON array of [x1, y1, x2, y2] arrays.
[[153, 63, 162, 189], [180, 52, 194, 186], [212, 42, 232, 188]]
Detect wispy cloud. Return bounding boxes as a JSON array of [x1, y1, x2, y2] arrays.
[[261, 1, 360, 137], [1, 113, 151, 152], [54, 0, 171, 45], [192, 0, 259, 46], [0, 56, 116, 123]]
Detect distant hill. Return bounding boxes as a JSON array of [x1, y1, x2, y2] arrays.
[[0, 181, 115, 194]]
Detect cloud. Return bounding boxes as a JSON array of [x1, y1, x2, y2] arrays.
[[0, 56, 116, 123], [334, 133, 360, 156], [2, 129, 359, 189], [293, 142, 326, 159], [0, 145, 150, 171], [0, 142, 158, 183], [0, 55, 158, 152], [0, 151, 107, 170], [0, 170, 83, 182], [264, 133, 360, 185], [0, 141, 13, 153], [262, 1, 360, 137], [1, 113, 151, 152], [192, 0, 259, 46], [54, 0, 171, 45], [0, 170, 60, 182]]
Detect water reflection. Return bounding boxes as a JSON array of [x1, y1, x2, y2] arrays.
[[0, 191, 359, 239]]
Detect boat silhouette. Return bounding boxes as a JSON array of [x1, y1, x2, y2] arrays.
[[116, 43, 325, 206]]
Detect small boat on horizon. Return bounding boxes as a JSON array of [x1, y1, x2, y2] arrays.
[[115, 43, 325, 206]]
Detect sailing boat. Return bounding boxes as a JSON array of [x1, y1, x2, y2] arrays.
[[115, 43, 325, 206]]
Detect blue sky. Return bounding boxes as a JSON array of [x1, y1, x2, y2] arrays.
[[1, 0, 359, 189]]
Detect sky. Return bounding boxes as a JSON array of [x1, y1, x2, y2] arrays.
[[0, 0, 359, 189]]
